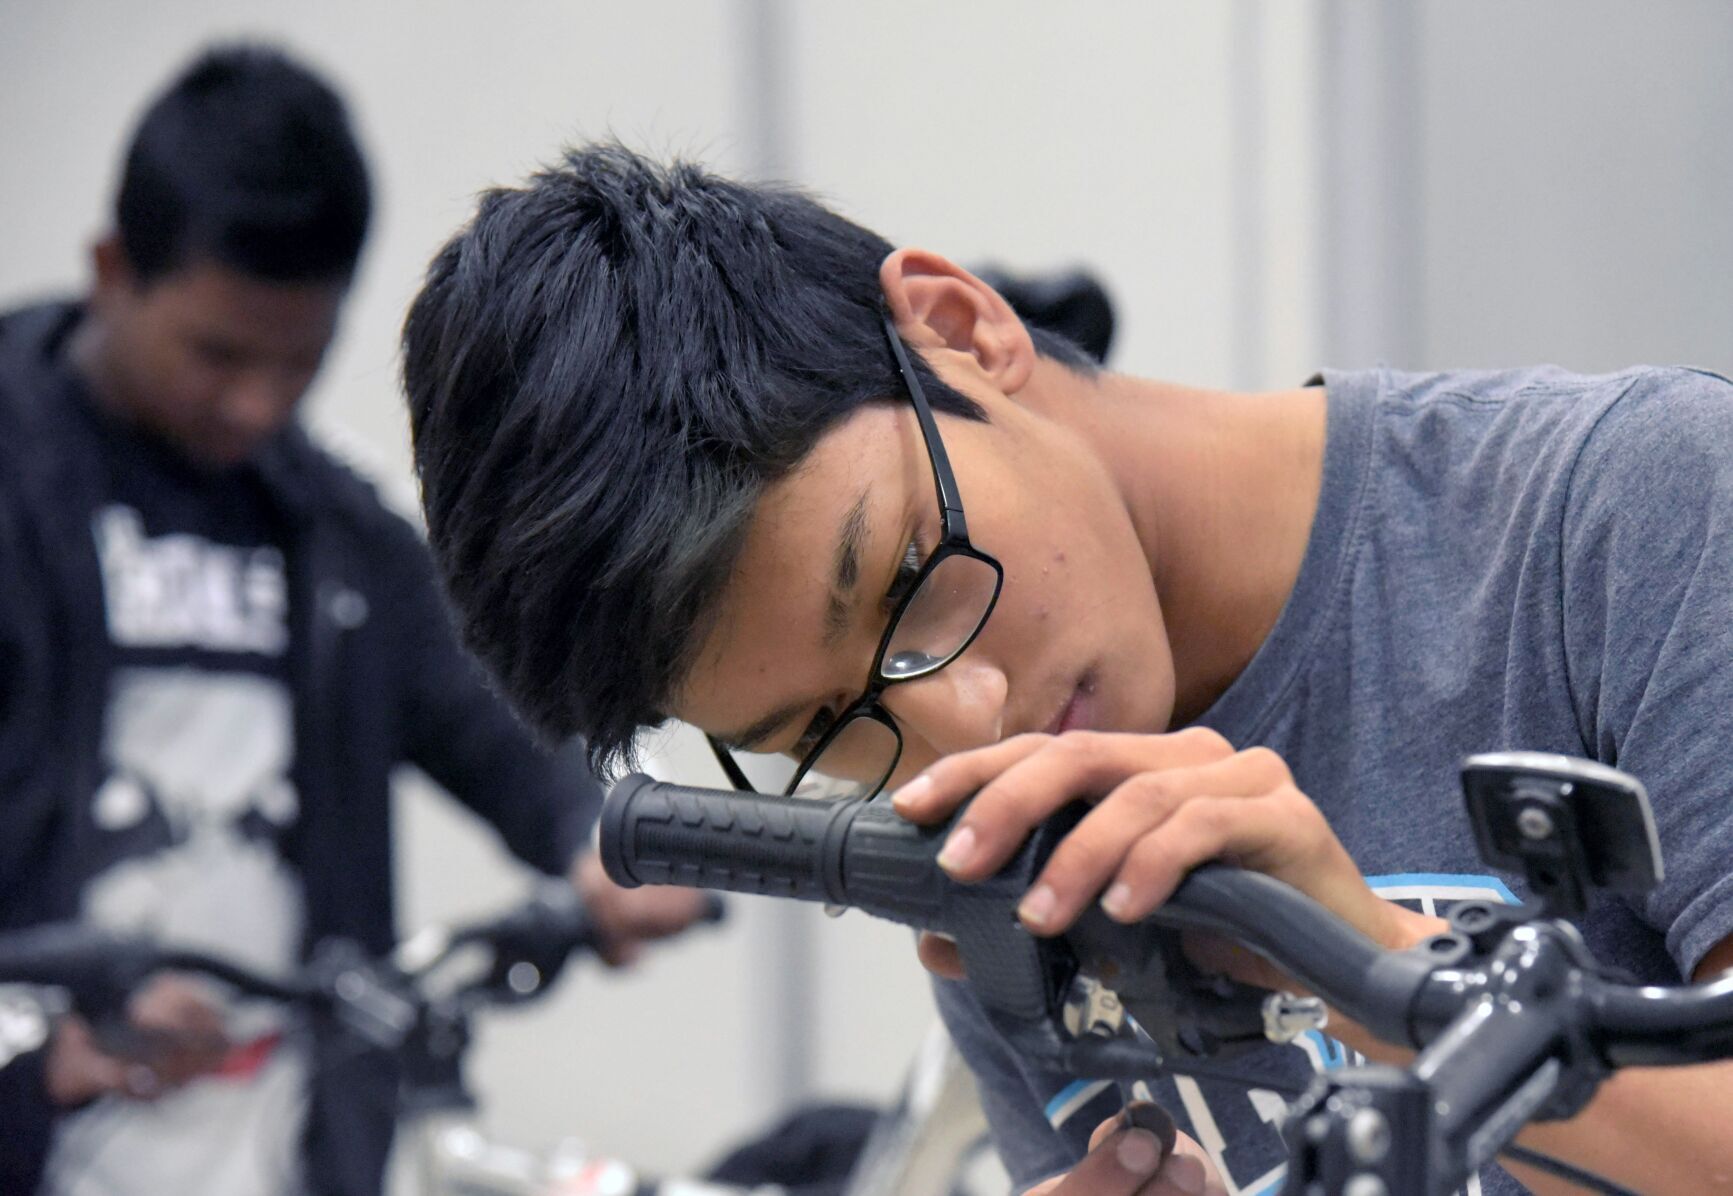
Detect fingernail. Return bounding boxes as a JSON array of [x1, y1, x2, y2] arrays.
[[892, 775, 932, 812], [1101, 882, 1135, 919], [1018, 883, 1057, 928], [1159, 1152, 1207, 1194], [1116, 1128, 1162, 1176], [937, 825, 977, 873]]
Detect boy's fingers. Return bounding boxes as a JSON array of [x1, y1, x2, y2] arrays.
[[917, 731, 1240, 883], [1124, 1102, 1180, 1160], [892, 734, 1054, 821], [1045, 1126, 1169, 1193], [915, 932, 966, 979], [1079, 1114, 1219, 1196], [1021, 755, 1289, 931]]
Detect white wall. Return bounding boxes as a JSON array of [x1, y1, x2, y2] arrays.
[[1414, 1, 1733, 374], [1315, 1, 1733, 376], [0, 0, 1319, 1179], [767, 0, 1324, 392]]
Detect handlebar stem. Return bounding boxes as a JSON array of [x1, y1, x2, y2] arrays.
[[1289, 922, 1611, 1194]]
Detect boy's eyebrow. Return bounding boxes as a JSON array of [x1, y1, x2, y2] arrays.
[[720, 488, 874, 751], [824, 490, 872, 647]]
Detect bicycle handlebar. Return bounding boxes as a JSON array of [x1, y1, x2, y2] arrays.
[[0, 881, 702, 1052], [598, 768, 1733, 1196], [0, 923, 316, 1009], [600, 776, 1431, 1058]]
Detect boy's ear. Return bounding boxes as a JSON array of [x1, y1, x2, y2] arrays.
[[880, 248, 1035, 396], [89, 235, 140, 312]]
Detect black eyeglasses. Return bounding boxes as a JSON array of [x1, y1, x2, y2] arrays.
[[708, 314, 1004, 802]]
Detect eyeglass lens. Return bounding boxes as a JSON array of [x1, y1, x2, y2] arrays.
[[791, 552, 998, 799], [790, 714, 900, 800], [881, 552, 1000, 680]]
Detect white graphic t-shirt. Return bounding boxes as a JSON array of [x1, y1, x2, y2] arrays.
[[45, 411, 309, 1196]]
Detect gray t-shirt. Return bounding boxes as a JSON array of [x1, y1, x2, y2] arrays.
[[938, 364, 1733, 1195]]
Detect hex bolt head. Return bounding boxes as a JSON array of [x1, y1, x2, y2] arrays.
[[1517, 805, 1555, 840], [1347, 1108, 1392, 1164]]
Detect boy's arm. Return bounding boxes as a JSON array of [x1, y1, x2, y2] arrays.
[[0, 479, 62, 1189], [382, 512, 598, 876], [0, 482, 59, 901], [382, 514, 709, 955]]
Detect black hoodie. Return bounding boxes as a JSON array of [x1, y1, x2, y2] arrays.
[[0, 301, 599, 1195]]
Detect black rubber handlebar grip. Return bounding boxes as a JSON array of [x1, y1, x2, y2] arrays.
[[601, 773, 862, 902], [0, 924, 129, 986]]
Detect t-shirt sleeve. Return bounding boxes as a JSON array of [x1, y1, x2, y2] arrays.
[[932, 976, 1114, 1192], [1561, 367, 1733, 975]]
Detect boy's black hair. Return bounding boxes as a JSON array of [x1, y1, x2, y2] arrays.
[[403, 144, 1094, 775], [118, 43, 371, 284]]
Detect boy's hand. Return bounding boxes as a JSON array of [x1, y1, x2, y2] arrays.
[[1022, 1103, 1224, 1196], [894, 728, 1427, 960], [572, 850, 713, 966], [45, 972, 230, 1105]]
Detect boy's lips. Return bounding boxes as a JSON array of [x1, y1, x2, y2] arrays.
[[1042, 673, 1098, 736]]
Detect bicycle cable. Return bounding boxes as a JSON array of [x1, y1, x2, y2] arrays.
[[1171, 1060, 1636, 1194], [1498, 1144, 1637, 1196]]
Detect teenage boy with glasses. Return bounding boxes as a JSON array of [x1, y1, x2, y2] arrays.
[[403, 144, 1733, 1195]]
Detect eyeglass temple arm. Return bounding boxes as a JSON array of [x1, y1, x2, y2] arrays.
[[706, 735, 757, 792], [882, 314, 971, 544]]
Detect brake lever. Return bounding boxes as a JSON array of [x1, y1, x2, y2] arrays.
[[600, 778, 1313, 1082], [875, 804, 1287, 1079], [485, 883, 603, 1003], [1064, 906, 1303, 1063], [304, 938, 418, 1050]]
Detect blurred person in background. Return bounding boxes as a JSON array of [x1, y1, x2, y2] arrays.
[[0, 46, 706, 1196], [402, 146, 1733, 1196]]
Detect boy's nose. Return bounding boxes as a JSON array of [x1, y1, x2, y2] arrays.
[[880, 656, 1008, 759]]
